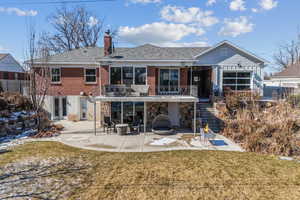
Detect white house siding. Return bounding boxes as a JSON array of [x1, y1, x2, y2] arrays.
[[0, 54, 24, 73], [43, 95, 101, 121], [195, 44, 264, 95]]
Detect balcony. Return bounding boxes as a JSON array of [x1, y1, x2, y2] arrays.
[[102, 85, 198, 97]]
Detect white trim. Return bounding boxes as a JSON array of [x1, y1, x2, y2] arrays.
[[109, 65, 147, 85], [28, 61, 99, 65], [158, 68, 180, 94], [50, 67, 61, 84], [193, 40, 269, 64], [84, 67, 97, 84]]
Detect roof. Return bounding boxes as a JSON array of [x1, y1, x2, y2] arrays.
[[0, 53, 9, 61], [102, 44, 209, 61], [193, 40, 268, 64], [272, 63, 300, 78], [32, 44, 210, 64], [0, 53, 24, 73]]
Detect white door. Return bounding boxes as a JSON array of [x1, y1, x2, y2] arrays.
[[168, 103, 179, 126], [53, 97, 68, 120], [80, 98, 88, 120]]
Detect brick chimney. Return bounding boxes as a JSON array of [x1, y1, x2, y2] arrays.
[[104, 30, 112, 56]]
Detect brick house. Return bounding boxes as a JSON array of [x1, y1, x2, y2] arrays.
[[32, 32, 267, 132], [0, 53, 26, 93]]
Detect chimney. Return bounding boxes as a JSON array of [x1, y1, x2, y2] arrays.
[[104, 30, 112, 56]]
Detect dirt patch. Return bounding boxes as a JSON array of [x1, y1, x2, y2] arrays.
[[0, 156, 91, 200]]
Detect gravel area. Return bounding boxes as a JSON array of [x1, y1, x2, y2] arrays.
[[0, 157, 91, 200]]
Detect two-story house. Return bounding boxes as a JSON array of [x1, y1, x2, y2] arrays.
[[0, 53, 27, 93], [32, 32, 267, 133]]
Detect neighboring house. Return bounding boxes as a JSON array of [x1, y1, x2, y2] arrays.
[[264, 64, 300, 98], [0, 53, 27, 93], [32, 32, 267, 132], [264, 64, 300, 89]]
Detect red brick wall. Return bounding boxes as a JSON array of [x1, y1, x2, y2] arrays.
[[180, 68, 188, 88], [147, 66, 157, 95], [35, 67, 99, 96], [100, 65, 109, 95]]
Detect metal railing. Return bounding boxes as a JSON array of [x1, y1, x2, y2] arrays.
[[101, 84, 198, 97], [157, 85, 198, 97]]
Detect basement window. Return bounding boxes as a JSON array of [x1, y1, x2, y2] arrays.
[[223, 71, 251, 91], [51, 68, 61, 83], [85, 68, 97, 83]]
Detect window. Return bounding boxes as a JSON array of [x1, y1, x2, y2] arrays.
[[123, 67, 133, 85], [223, 71, 251, 91], [3, 72, 9, 79], [110, 66, 146, 85], [51, 68, 61, 83], [159, 69, 179, 93], [111, 102, 144, 125], [135, 67, 146, 85], [111, 67, 121, 84], [85, 68, 97, 83]]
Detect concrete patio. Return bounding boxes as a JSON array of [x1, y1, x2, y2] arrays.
[[39, 120, 244, 152]]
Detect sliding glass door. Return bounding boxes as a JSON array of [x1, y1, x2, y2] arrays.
[[159, 68, 179, 93], [110, 102, 144, 125]]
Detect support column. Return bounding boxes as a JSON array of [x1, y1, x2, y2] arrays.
[[144, 102, 147, 133], [194, 101, 196, 135], [94, 102, 96, 136]]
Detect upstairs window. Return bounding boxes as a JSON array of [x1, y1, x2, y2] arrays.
[[51, 68, 61, 83], [223, 71, 251, 91], [85, 68, 97, 83], [3, 72, 9, 79]]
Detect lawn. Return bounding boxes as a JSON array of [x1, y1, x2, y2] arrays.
[[1, 142, 300, 200]]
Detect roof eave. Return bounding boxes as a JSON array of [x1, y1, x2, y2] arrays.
[[193, 40, 269, 64]]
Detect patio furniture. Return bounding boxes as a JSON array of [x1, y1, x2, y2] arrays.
[[131, 85, 149, 96], [152, 114, 174, 135], [130, 119, 141, 134], [116, 124, 129, 135], [103, 117, 115, 134]]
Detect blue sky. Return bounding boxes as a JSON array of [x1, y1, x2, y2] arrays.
[[0, 0, 298, 72]]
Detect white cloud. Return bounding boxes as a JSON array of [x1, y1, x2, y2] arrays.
[[129, 0, 161, 4], [88, 16, 98, 27], [251, 8, 258, 13], [0, 7, 37, 16], [259, 0, 278, 10], [219, 16, 254, 37], [118, 22, 205, 45], [230, 0, 246, 11], [158, 41, 209, 47], [161, 5, 218, 27], [206, 0, 217, 6]]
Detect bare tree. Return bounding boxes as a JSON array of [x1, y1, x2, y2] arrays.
[[26, 25, 51, 131], [274, 31, 300, 69], [39, 6, 103, 54]]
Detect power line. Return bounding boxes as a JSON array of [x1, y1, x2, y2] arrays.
[[0, 0, 116, 6]]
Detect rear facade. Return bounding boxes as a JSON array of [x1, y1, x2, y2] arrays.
[[33, 33, 266, 132]]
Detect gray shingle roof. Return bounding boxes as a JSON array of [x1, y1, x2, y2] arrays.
[[0, 54, 8, 61], [33, 44, 210, 63], [272, 63, 300, 78], [103, 44, 210, 61]]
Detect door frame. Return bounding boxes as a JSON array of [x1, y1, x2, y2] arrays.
[[192, 67, 212, 98], [53, 96, 68, 120]]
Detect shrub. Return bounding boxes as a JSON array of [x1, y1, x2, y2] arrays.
[[218, 92, 300, 156]]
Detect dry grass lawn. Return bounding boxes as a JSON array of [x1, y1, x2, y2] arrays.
[[1, 142, 300, 200]]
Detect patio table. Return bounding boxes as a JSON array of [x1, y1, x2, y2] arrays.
[[116, 124, 129, 135]]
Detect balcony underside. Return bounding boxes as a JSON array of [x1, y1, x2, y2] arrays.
[[95, 95, 199, 103]]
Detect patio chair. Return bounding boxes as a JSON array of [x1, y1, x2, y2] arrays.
[[152, 114, 174, 135], [130, 119, 141, 134], [103, 116, 115, 134]]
